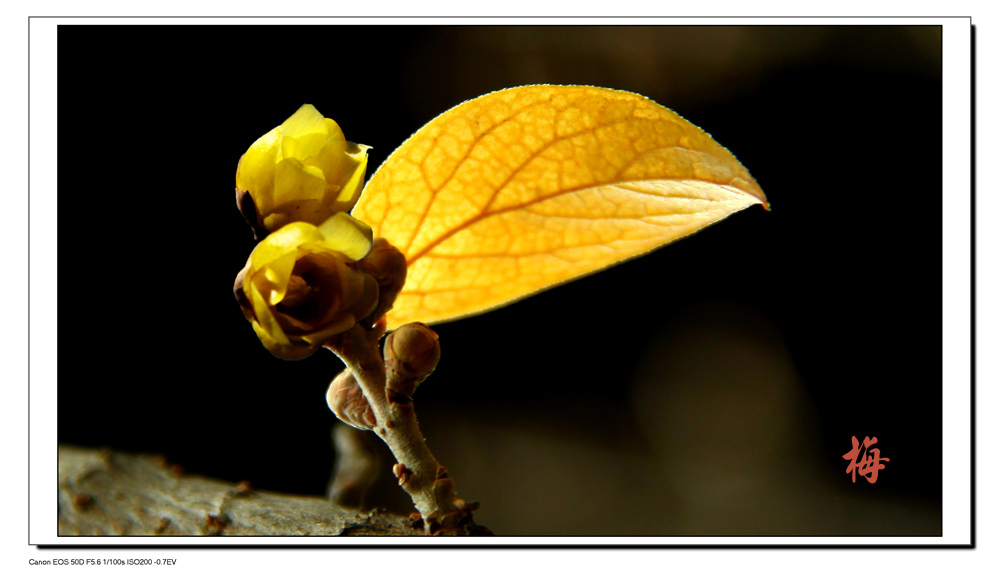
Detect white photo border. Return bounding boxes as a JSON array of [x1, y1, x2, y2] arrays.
[[27, 15, 973, 548]]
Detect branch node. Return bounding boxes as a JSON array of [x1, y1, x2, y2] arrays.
[[392, 463, 413, 487], [204, 513, 231, 534], [72, 494, 94, 511], [385, 388, 412, 406], [228, 481, 254, 498]]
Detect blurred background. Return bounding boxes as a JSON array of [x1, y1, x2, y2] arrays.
[[57, 25, 942, 535]]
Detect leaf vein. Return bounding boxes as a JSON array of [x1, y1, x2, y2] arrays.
[[404, 99, 555, 253], [406, 118, 641, 265]]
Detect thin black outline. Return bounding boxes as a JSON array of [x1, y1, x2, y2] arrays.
[[31, 17, 974, 549], [969, 23, 977, 550]]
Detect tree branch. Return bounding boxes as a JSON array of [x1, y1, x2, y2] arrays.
[[57, 445, 421, 536]]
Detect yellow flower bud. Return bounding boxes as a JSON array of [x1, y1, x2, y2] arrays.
[[236, 104, 371, 237], [236, 213, 379, 360]]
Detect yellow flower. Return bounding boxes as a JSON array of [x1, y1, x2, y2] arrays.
[[236, 104, 370, 238], [234, 213, 379, 360]]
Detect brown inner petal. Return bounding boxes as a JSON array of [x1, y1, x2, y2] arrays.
[[275, 252, 343, 334]]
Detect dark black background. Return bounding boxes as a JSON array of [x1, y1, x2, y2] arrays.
[[57, 25, 943, 535]]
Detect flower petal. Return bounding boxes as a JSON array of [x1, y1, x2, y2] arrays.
[[334, 143, 370, 208], [299, 316, 357, 344], [280, 133, 325, 163], [322, 118, 347, 150], [280, 104, 327, 139], [335, 259, 380, 323], [261, 251, 298, 305], [273, 158, 327, 206], [317, 213, 374, 261], [236, 127, 281, 214], [313, 119, 350, 175], [264, 199, 336, 233], [248, 282, 290, 346], [249, 222, 320, 272], [251, 317, 316, 360], [279, 105, 328, 160]]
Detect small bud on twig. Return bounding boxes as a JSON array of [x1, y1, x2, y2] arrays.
[[384, 323, 441, 398], [326, 370, 376, 430]]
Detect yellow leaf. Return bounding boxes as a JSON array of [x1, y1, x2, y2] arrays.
[[352, 85, 768, 329]]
